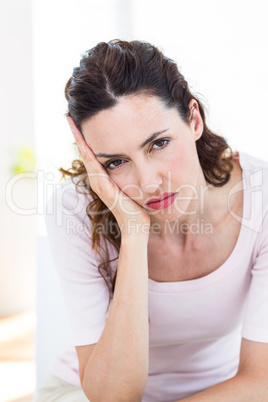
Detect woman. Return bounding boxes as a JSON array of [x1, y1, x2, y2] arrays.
[[37, 39, 268, 401]]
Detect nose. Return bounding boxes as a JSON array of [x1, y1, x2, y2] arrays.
[[136, 162, 163, 195]]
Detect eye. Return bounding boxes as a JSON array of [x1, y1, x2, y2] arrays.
[[104, 138, 170, 171], [104, 159, 125, 171], [150, 138, 170, 151]]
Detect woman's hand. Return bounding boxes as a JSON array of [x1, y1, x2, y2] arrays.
[[67, 116, 151, 237]]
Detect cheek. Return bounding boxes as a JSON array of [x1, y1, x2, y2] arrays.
[[110, 175, 125, 190], [164, 146, 198, 187], [111, 175, 141, 199], [164, 151, 187, 182]]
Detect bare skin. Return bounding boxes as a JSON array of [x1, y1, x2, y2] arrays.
[[148, 155, 243, 282], [67, 111, 151, 401], [66, 95, 244, 400], [68, 94, 243, 283], [68, 97, 267, 402]]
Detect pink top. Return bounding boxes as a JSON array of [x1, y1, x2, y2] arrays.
[[45, 151, 268, 401]]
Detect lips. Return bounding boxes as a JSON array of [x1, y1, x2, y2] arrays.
[[145, 192, 175, 205]]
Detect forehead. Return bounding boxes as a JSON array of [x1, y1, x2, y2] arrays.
[[81, 94, 179, 153]]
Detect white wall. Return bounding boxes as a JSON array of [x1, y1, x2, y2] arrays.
[[34, 1, 268, 238], [131, 0, 268, 159], [33, 0, 135, 391], [33, 0, 135, 236], [0, 0, 36, 314], [33, 0, 268, 393], [1, 0, 265, 314]]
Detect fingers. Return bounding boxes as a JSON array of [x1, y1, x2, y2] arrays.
[[66, 116, 104, 174], [65, 118, 149, 227], [66, 116, 92, 157], [66, 118, 116, 202], [66, 116, 112, 188]]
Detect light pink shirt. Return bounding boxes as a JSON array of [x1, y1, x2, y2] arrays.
[[45, 151, 268, 401]]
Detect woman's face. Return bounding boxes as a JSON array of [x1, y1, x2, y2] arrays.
[[81, 94, 204, 223]]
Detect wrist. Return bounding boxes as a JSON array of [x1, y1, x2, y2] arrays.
[[121, 229, 150, 244], [120, 219, 151, 239]]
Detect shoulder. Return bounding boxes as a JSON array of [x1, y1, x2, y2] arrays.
[[46, 174, 92, 212], [238, 151, 268, 211], [45, 174, 118, 269], [239, 151, 268, 184], [44, 174, 97, 255], [238, 151, 268, 251], [45, 174, 94, 229]]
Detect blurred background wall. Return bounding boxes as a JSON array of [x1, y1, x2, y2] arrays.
[[2, 0, 267, 318], [35, 0, 268, 240], [1, 0, 267, 400], [0, 0, 35, 316]]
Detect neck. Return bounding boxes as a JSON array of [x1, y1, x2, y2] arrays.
[[148, 179, 227, 243]]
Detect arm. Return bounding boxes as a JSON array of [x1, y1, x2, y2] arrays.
[[179, 203, 268, 401], [67, 116, 150, 401], [176, 338, 268, 401], [82, 233, 149, 401]]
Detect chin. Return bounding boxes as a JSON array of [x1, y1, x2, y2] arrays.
[[147, 209, 182, 222]]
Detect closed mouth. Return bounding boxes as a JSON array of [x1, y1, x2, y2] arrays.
[[146, 193, 175, 205]]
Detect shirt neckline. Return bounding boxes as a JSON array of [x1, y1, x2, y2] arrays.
[[148, 151, 249, 293]]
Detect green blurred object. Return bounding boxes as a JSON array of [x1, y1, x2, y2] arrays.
[[11, 145, 37, 174]]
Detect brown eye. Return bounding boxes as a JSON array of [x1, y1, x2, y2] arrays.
[[151, 138, 170, 150], [104, 138, 170, 171], [104, 159, 125, 171]]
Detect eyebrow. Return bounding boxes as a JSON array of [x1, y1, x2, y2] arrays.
[[95, 129, 169, 159]]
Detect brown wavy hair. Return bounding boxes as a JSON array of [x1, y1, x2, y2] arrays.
[[59, 39, 233, 310]]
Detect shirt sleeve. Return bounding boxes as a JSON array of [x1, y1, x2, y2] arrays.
[[241, 208, 268, 343], [45, 177, 116, 347]]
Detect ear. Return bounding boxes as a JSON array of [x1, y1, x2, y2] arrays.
[[188, 99, 203, 141]]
